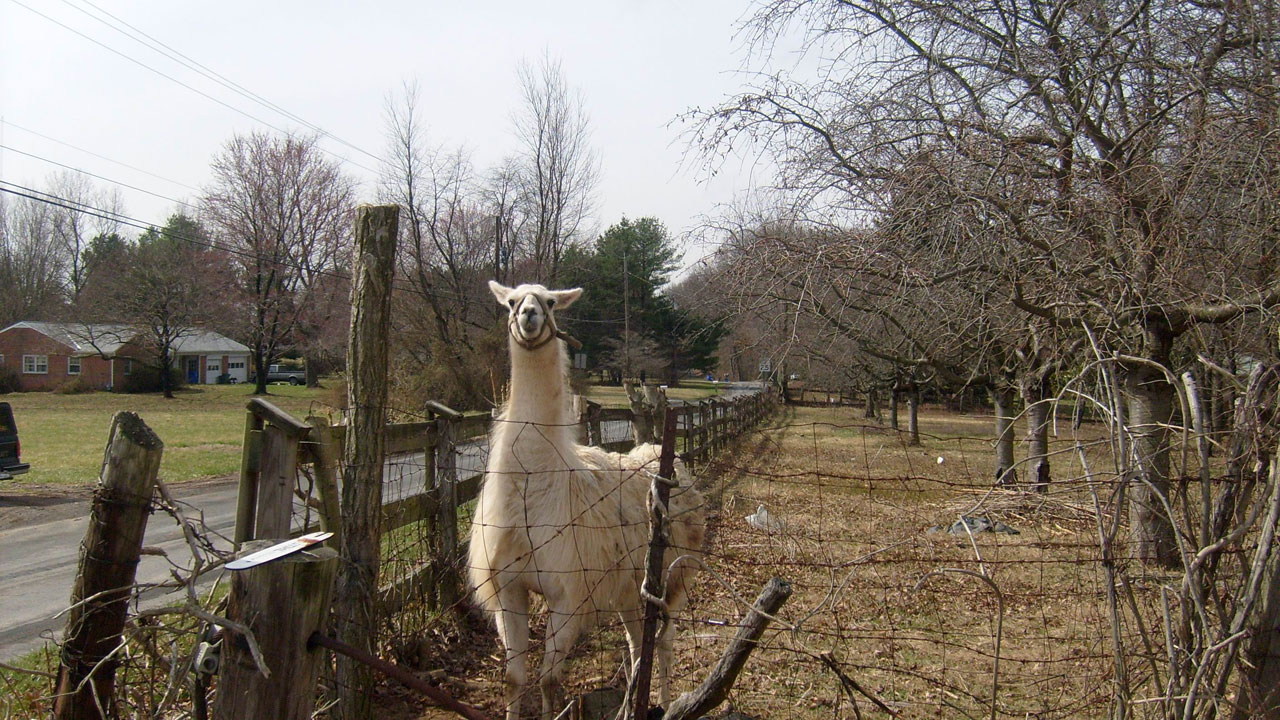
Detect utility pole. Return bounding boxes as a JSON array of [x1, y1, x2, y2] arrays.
[[623, 249, 631, 381]]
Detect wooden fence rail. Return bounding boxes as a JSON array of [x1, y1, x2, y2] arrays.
[[233, 386, 777, 613]]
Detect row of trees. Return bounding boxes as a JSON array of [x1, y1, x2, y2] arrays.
[[686, 1, 1277, 715], [0, 132, 356, 396], [3, 54, 725, 407]]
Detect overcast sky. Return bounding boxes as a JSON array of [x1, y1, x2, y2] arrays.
[[1, 0, 773, 272]]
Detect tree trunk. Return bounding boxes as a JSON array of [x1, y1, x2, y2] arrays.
[[304, 352, 321, 388], [864, 388, 879, 420], [1023, 371, 1052, 493], [907, 383, 920, 446], [889, 388, 900, 430], [1124, 323, 1179, 567], [252, 353, 269, 395], [1232, 454, 1280, 719], [993, 386, 1017, 486]]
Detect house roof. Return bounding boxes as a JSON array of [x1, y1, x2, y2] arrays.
[[171, 330, 251, 355], [0, 322, 250, 356]]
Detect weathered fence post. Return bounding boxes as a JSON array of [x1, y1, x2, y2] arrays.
[[334, 203, 398, 720], [54, 412, 163, 720], [234, 411, 264, 549], [626, 408, 680, 720], [212, 543, 339, 720], [255, 423, 300, 538], [573, 395, 591, 444], [626, 382, 655, 444], [305, 416, 343, 539], [432, 405, 461, 611], [587, 401, 604, 447]]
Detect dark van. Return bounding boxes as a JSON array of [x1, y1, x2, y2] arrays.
[[0, 402, 30, 480]]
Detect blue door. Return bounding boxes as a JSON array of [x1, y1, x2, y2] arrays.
[[185, 357, 200, 384]]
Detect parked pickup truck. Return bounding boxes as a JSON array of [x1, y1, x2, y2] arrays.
[[0, 402, 30, 480], [264, 364, 306, 385]]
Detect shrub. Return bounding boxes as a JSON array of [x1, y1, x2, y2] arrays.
[[0, 367, 20, 394], [121, 365, 185, 394], [54, 376, 96, 395]]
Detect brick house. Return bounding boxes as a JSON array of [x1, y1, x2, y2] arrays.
[[0, 322, 251, 392]]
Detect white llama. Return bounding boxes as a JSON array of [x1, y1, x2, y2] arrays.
[[469, 281, 705, 720]]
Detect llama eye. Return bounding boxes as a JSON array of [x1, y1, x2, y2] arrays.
[[508, 299, 516, 308], [546, 298, 556, 308]]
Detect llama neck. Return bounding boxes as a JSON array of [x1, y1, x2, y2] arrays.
[[504, 340, 572, 429]]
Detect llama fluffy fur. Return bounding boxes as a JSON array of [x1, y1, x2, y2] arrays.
[[468, 281, 704, 720]]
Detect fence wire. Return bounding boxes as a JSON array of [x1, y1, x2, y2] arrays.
[[15, 386, 1268, 720]]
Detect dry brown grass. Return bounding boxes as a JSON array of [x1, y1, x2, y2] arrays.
[[395, 403, 1183, 720]]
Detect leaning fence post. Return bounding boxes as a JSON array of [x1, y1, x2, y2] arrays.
[[626, 408, 680, 720], [54, 412, 163, 720], [212, 543, 339, 720], [334, 203, 398, 720]]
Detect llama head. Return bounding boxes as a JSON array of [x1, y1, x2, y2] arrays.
[[489, 280, 582, 351]]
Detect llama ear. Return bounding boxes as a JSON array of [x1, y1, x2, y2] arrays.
[[548, 288, 582, 310], [488, 280, 512, 305]]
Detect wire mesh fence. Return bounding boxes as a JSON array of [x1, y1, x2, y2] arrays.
[[11, 378, 1276, 720]]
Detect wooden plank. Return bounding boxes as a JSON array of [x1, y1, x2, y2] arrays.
[[247, 398, 312, 438], [385, 422, 436, 455], [255, 424, 299, 540], [212, 545, 338, 720]]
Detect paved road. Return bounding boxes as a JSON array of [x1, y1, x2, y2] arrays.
[[0, 382, 762, 661]]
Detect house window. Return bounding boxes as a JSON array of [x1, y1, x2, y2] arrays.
[[123, 359, 133, 376], [68, 357, 81, 375], [22, 355, 48, 374], [229, 361, 245, 369]]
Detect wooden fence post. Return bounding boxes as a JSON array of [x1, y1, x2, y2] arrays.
[[573, 395, 590, 444], [626, 382, 655, 444], [255, 423, 300, 539], [434, 412, 460, 610], [334, 203, 398, 720], [212, 544, 339, 720], [588, 401, 604, 447], [54, 412, 163, 720], [234, 411, 264, 549], [305, 416, 343, 540]]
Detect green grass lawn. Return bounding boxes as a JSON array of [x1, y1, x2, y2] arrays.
[[1, 380, 726, 490], [1, 384, 337, 488]]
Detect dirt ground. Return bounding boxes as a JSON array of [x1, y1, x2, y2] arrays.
[[369, 404, 1169, 720]]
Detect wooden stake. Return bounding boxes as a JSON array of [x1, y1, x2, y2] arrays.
[[54, 412, 163, 720]]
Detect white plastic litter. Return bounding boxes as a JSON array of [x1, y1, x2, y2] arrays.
[[937, 456, 946, 465], [745, 504, 784, 533]]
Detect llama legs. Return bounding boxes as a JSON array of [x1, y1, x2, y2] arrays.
[[539, 609, 586, 720], [495, 588, 531, 720]]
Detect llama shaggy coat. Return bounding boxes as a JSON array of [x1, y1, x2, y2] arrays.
[[468, 282, 704, 720]]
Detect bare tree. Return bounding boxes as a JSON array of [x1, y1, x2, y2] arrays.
[[47, 172, 124, 302], [695, 0, 1279, 566], [381, 85, 503, 408], [202, 132, 356, 395], [513, 54, 599, 284], [0, 191, 68, 326]]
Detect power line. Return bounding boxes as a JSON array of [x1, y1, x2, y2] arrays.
[[61, 0, 384, 166], [2, 119, 202, 192], [7, 0, 382, 176], [1, 143, 197, 211]]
